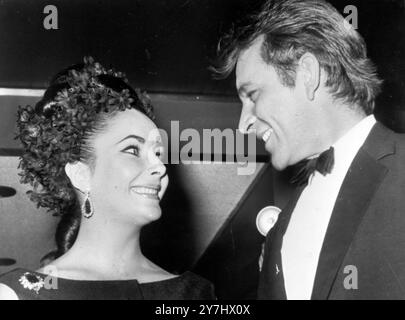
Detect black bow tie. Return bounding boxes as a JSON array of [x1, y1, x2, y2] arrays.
[[290, 147, 335, 186]]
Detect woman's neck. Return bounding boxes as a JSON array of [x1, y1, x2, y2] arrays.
[[50, 217, 150, 280]]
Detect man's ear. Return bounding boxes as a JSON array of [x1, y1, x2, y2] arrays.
[[297, 52, 321, 101], [65, 161, 92, 193]]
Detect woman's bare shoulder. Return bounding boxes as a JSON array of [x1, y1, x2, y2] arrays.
[[0, 283, 19, 300]]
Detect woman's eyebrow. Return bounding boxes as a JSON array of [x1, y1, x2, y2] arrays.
[[116, 134, 145, 144]]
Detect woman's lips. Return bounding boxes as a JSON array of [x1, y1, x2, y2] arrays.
[[131, 186, 161, 200]]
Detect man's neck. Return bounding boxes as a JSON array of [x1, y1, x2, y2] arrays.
[[313, 102, 368, 155]]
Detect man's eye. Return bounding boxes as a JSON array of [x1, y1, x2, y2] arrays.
[[247, 90, 258, 101], [123, 145, 140, 156]]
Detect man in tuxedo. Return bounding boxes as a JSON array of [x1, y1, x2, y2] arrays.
[[214, 0, 405, 299]]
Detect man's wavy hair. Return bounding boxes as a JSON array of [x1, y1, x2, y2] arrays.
[[213, 0, 382, 115]]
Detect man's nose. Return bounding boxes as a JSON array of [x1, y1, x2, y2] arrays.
[[238, 106, 257, 134]]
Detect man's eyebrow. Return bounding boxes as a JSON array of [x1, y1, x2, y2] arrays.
[[116, 135, 145, 144], [237, 82, 253, 96]]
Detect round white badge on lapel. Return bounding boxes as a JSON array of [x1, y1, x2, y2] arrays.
[[256, 206, 282, 236]]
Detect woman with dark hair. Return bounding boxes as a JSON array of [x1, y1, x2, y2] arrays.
[[0, 57, 215, 300]]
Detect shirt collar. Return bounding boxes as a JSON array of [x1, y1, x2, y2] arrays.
[[332, 115, 377, 173]]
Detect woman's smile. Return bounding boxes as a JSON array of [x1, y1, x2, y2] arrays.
[[130, 185, 161, 200]]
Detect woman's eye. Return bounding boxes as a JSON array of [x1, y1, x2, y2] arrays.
[[123, 145, 140, 156]]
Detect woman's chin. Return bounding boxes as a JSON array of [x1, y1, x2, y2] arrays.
[[145, 207, 162, 222], [131, 205, 162, 224]]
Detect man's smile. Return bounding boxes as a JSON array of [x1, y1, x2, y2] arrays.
[[261, 128, 274, 143]]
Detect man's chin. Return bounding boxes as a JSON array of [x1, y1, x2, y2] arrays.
[[265, 145, 287, 171], [270, 157, 288, 171]]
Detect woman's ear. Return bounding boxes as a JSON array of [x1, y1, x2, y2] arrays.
[[297, 52, 321, 101], [64, 161, 92, 193]]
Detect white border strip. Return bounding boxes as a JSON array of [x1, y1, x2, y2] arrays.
[[0, 88, 45, 97], [0, 88, 239, 103]]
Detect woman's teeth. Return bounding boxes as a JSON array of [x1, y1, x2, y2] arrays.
[[131, 187, 159, 198], [262, 128, 273, 143]]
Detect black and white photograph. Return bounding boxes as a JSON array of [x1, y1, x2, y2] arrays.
[[0, 0, 404, 305]]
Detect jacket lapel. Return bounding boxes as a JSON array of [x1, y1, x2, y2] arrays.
[[311, 123, 395, 299], [258, 185, 305, 299]]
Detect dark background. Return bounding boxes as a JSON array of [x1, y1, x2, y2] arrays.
[[0, 0, 404, 108], [0, 0, 404, 128]]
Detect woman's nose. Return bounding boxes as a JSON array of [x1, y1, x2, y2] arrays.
[[148, 163, 167, 178], [238, 107, 257, 134]]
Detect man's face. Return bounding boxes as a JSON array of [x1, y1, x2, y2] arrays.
[[236, 37, 315, 170]]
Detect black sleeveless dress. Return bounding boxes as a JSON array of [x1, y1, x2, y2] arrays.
[[0, 268, 216, 300]]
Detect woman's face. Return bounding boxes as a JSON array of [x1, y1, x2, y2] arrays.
[[88, 109, 168, 225]]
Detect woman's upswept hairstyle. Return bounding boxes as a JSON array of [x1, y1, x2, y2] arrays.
[[213, 0, 382, 115], [16, 57, 155, 260]]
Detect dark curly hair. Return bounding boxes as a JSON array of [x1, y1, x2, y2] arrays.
[[16, 57, 155, 262]]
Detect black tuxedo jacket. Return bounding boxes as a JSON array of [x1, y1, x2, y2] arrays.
[[258, 122, 405, 299]]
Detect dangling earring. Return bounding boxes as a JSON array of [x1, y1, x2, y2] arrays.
[[82, 191, 94, 219]]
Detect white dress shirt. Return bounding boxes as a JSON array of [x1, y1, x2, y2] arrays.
[[281, 115, 377, 300]]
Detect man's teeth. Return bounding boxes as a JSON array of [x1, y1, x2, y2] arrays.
[[262, 128, 273, 143], [131, 187, 159, 196]]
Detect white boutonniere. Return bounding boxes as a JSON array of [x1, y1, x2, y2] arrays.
[[256, 206, 282, 236]]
